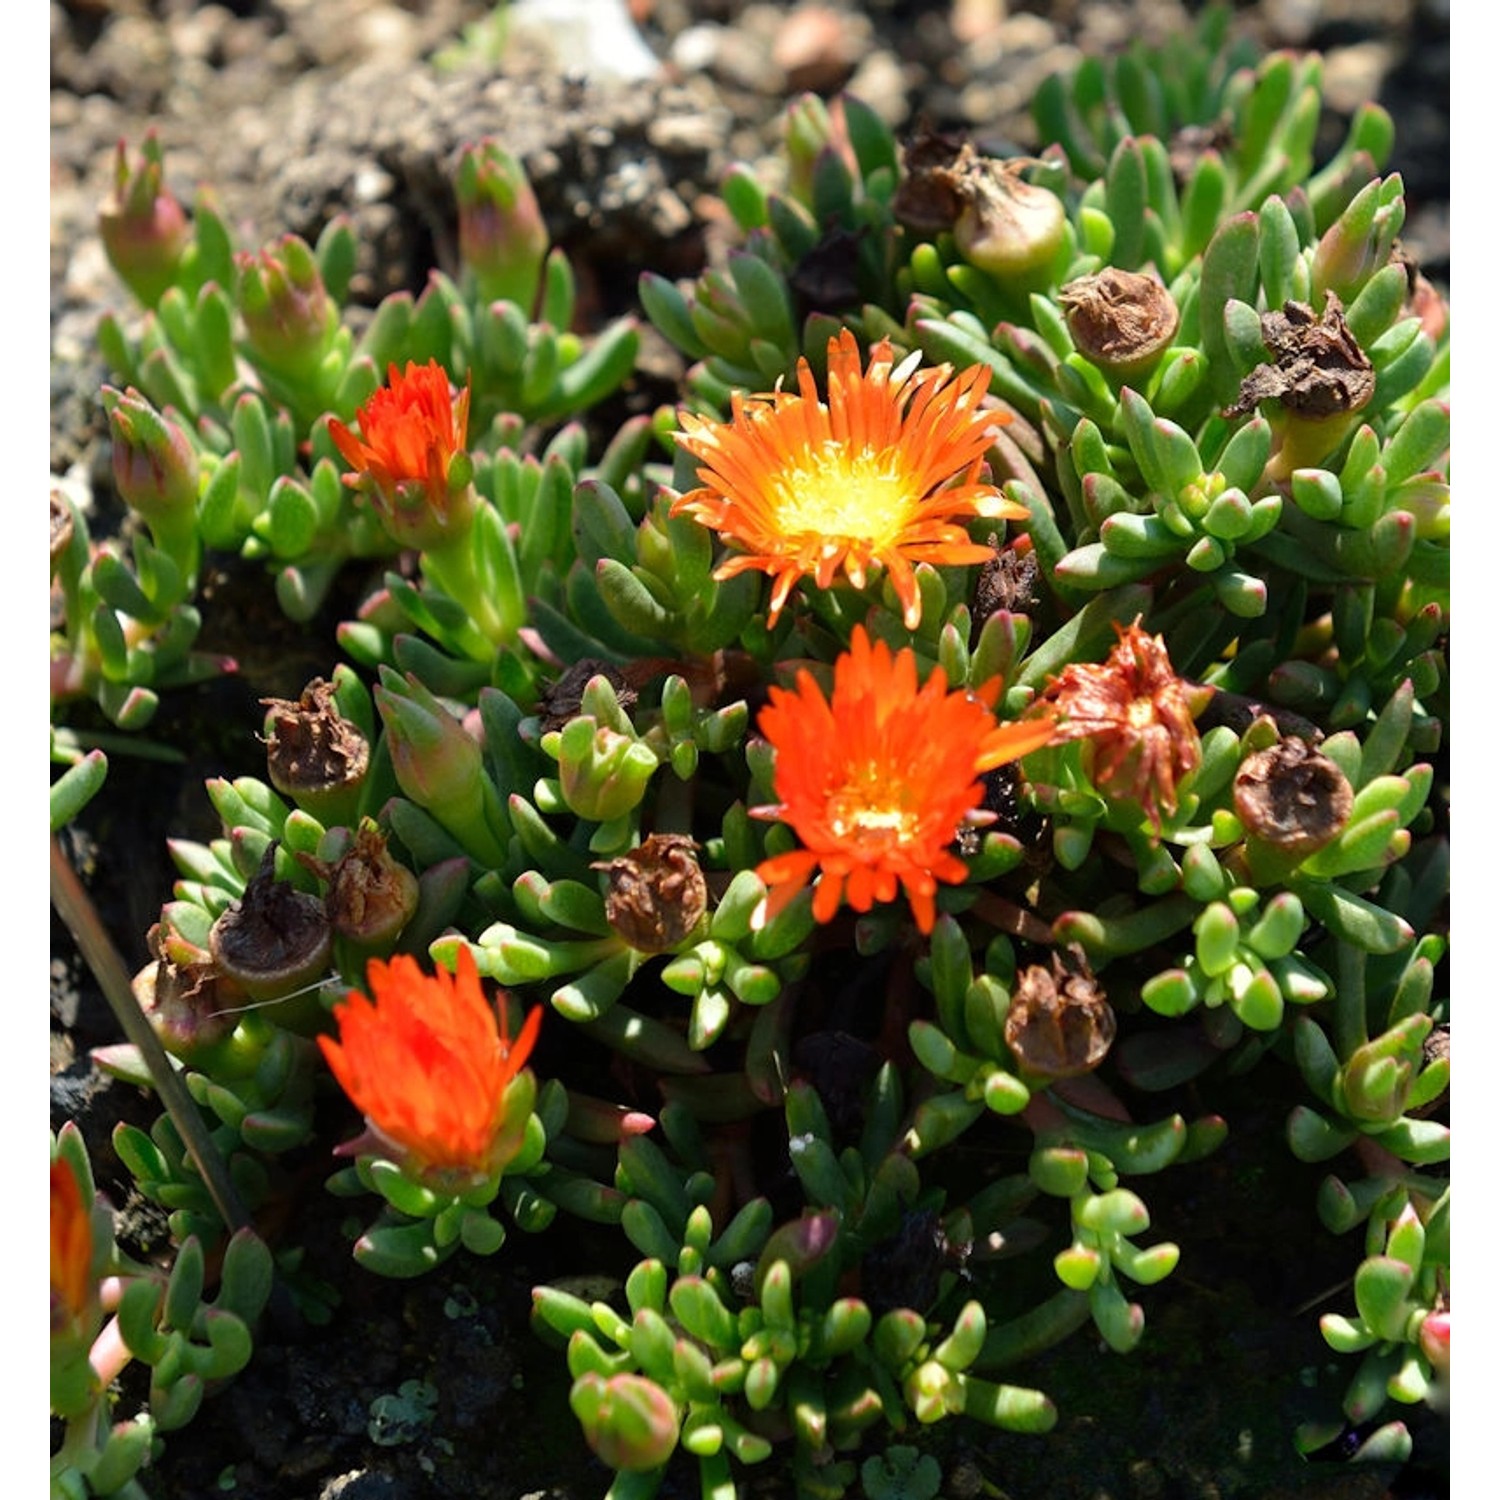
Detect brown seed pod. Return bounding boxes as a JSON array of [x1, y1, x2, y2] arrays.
[[1059, 268, 1180, 381], [134, 921, 240, 1065], [317, 822, 420, 957], [1233, 736, 1354, 863], [1004, 947, 1116, 1081], [262, 678, 370, 827], [937, 144, 1066, 282], [594, 833, 708, 954], [210, 844, 332, 1019]]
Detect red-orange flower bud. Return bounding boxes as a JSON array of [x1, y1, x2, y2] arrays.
[[319, 947, 542, 1186], [328, 360, 475, 551]]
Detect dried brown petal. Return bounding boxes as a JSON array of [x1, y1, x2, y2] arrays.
[[1233, 737, 1353, 861], [538, 659, 636, 733], [594, 833, 707, 953], [1004, 947, 1116, 1081], [892, 124, 969, 235], [1059, 268, 1180, 379]]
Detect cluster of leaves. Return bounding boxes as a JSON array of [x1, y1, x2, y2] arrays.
[[52, 7, 1447, 1497]]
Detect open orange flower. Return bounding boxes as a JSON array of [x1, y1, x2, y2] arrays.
[[51, 1157, 95, 1336], [319, 946, 542, 1183], [670, 329, 1029, 629], [328, 359, 474, 550], [752, 626, 1058, 933]]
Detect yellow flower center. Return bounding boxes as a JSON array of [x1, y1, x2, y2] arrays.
[[770, 444, 915, 544], [827, 774, 920, 844]]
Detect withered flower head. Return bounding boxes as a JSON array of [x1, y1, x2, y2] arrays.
[[1033, 619, 1202, 828], [593, 833, 708, 953], [262, 678, 370, 825], [1233, 736, 1353, 861], [1004, 946, 1116, 1081], [891, 124, 969, 236], [970, 535, 1039, 642], [1059, 268, 1180, 380], [1224, 293, 1375, 422], [135, 917, 240, 1062], [938, 145, 1067, 282], [209, 844, 332, 1010], [316, 822, 421, 954]]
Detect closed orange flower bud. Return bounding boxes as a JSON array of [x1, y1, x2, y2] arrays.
[[319, 948, 541, 1186], [328, 360, 475, 551]]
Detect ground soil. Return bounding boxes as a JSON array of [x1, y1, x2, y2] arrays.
[[51, 3, 1451, 1497]]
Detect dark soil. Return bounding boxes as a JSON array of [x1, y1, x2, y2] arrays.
[[50, 3, 1451, 1498]]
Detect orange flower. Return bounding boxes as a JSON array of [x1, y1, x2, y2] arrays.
[[328, 359, 474, 550], [753, 626, 1058, 933], [51, 1157, 94, 1336], [670, 329, 1029, 629], [319, 947, 542, 1183], [1032, 619, 1202, 828]]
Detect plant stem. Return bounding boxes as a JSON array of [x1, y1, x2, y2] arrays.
[[50, 834, 252, 1238]]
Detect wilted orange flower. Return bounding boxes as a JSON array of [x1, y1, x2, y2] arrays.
[[328, 359, 473, 550], [51, 1157, 94, 1335], [671, 329, 1029, 629], [1032, 619, 1201, 827], [753, 626, 1058, 933], [319, 947, 542, 1182]]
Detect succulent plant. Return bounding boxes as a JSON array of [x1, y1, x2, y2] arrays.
[[54, 6, 1449, 1494]]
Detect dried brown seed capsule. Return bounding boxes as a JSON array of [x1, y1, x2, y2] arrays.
[[262, 678, 370, 828], [970, 536, 1039, 640], [1059, 268, 1180, 381], [134, 921, 240, 1066], [313, 821, 420, 959], [935, 144, 1066, 282], [1228, 294, 1376, 420], [593, 833, 707, 954], [1004, 947, 1116, 1081], [1233, 736, 1353, 870], [1224, 294, 1374, 480], [209, 845, 332, 1027]]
